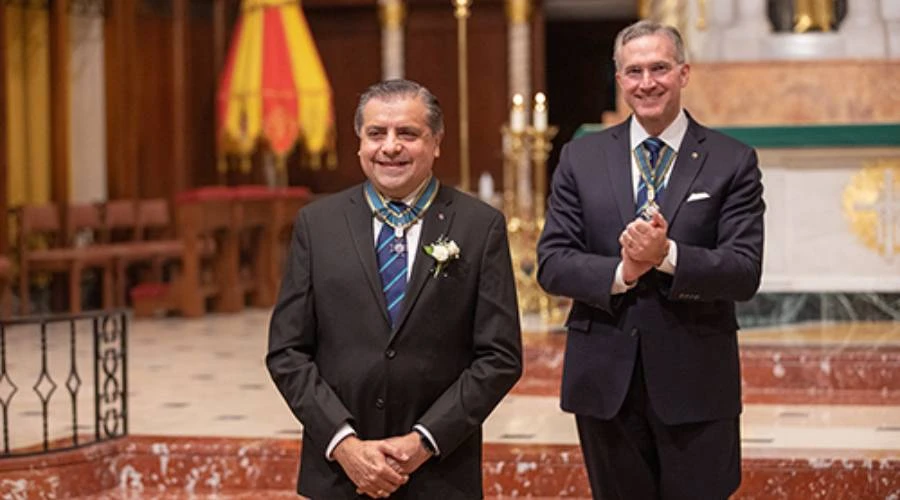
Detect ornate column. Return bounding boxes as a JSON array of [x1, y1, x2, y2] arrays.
[[885, 0, 900, 58], [697, 0, 734, 61], [722, 0, 770, 60], [379, 0, 405, 80], [506, 0, 531, 214], [69, 0, 108, 203]]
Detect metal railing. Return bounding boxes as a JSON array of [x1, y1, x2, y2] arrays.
[[0, 310, 128, 457]]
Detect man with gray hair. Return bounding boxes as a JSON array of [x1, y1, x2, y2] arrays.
[[538, 20, 764, 499], [268, 79, 522, 499]]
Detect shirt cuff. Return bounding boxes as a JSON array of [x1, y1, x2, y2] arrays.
[[655, 239, 677, 275], [413, 424, 440, 456], [611, 262, 638, 295], [326, 423, 357, 461]]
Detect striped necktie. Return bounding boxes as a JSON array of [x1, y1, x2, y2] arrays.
[[376, 201, 408, 327], [635, 136, 664, 217]]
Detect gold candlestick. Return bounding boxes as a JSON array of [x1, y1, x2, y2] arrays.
[[453, 0, 472, 192], [528, 125, 557, 230], [501, 125, 524, 224]]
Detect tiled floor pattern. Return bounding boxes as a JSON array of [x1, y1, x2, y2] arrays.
[[3, 310, 899, 497]]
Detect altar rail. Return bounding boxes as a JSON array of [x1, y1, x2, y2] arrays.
[[0, 310, 128, 457]]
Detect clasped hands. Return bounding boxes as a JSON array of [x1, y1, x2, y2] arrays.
[[333, 432, 433, 498], [618, 210, 670, 284]]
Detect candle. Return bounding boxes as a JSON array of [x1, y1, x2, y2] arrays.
[[533, 92, 548, 132], [510, 93, 526, 133], [478, 172, 495, 204]]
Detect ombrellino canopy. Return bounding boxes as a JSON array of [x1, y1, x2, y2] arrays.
[[217, 0, 335, 170]]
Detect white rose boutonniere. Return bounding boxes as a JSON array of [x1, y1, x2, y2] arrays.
[[423, 236, 460, 278]]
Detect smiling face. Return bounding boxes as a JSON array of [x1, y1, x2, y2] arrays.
[[615, 33, 690, 136], [357, 95, 442, 199]]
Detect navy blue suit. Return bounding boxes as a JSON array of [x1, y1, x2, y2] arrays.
[[537, 114, 764, 499]]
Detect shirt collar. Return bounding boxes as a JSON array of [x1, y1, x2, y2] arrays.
[[629, 109, 689, 153]]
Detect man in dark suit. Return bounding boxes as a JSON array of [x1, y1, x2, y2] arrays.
[[267, 79, 522, 499], [537, 21, 765, 500]]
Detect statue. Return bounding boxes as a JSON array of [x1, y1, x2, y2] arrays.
[[793, 0, 834, 32]]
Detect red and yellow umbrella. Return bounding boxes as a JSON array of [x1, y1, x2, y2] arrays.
[[217, 0, 335, 171]]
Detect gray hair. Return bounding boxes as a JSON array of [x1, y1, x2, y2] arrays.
[[354, 79, 445, 137], [613, 20, 686, 70]]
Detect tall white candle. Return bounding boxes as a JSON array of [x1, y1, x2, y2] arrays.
[[533, 92, 548, 132], [510, 93, 526, 133]]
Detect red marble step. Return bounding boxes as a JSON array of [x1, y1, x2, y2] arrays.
[[3, 436, 898, 499], [78, 492, 297, 499], [513, 333, 900, 405]]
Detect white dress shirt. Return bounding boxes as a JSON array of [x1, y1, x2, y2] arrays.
[[326, 178, 440, 460], [611, 110, 687, 294]]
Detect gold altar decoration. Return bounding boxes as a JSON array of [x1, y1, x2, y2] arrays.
[[502, 93, 565, 324], [794, 0, 835, 33], [842, 160, 900, 259], [379, 0, 406, 29], [453, 0, 472, 192], [506, 0, 530, 24]]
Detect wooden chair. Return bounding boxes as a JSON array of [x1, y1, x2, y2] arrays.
[[126, 199, 192, 317], [174, 187, 240, 317], [268, 187, 312, 299], [135, 198, 186, 278], [104, 199, 185, 309], [232, 186, 277, 308], [17, 204, 115, 314]]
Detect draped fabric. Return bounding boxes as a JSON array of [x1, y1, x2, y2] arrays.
[[217, 0, 335, 168], [5, 5, 51, 207]]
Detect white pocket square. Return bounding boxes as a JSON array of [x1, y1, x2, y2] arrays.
[[686, 192, 710, 202]]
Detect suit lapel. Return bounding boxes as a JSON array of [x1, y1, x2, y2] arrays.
[[606, 120, 636, 228], [661, 119, 707, 226], [389, 186, 454, 341], [345, 186, 390, 325]]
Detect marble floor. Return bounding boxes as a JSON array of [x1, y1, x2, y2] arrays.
[[2, 310, 899, 496]]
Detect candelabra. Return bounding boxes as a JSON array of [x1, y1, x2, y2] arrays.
[[501, 93, 565, 325]]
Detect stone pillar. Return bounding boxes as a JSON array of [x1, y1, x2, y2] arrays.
[[885, 0, 900, 58], [379, 0, 405, 80], [722, 0, 770, 60], [838, 0, 887, 58], [506, 0, 531, 212], [696, 0, 735, 61], [70, 14, 107, 203]]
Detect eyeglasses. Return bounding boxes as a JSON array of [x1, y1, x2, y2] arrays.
[[620, 62, 680, 82]]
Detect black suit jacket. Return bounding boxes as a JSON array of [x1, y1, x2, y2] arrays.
[[537, 115, 764, 425], [267, 184, 522, 499]]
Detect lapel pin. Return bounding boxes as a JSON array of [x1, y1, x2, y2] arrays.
[[438, 213, 445, 221], [691, 152, 699, 159]]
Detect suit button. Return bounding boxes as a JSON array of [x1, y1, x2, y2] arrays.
[[630, 328, 638, 337], [375, 398, 385, 409], [385, 349, 396, 359]]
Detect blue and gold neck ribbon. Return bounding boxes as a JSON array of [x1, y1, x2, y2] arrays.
[[633, 143, 677, 202], [364, 177, 440, 237]]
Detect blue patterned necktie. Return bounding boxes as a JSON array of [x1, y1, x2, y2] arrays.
[[635, 136, 664, 217], [376, 201, 408, 327]]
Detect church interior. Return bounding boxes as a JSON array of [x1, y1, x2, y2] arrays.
[[0, 0, 898, 498]]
